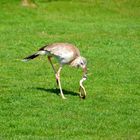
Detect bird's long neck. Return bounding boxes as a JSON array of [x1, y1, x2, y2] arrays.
[[70, 57, 80, 67]]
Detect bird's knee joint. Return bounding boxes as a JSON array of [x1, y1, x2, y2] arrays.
[[56, 74, 60, 79]]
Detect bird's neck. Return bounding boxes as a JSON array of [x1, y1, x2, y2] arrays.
[[70, 57, 79, 67]]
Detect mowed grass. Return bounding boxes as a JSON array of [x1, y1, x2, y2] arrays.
[[0, 0, 140, 139]]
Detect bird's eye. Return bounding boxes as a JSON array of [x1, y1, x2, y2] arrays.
[[80, 62, 84, 65]]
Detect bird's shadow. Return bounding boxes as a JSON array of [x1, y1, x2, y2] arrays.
[[36, 87, 78, 97]]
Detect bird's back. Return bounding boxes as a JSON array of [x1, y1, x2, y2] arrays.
[[39, 43, 80, 64]]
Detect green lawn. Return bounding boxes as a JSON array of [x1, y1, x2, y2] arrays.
[[0, 0, 140, 139]]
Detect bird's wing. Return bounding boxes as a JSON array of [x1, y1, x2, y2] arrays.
[[49, 45, 75, 64], [38, 43, 80, 64], [48, 43, 79, 55]]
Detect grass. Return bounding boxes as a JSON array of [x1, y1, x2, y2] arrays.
[[0, 0, 140, 139]]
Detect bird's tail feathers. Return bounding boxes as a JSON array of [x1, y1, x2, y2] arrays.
[[22, 50, 46, 62]]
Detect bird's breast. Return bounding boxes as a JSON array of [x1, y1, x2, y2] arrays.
[[59, 51, 74, 64]]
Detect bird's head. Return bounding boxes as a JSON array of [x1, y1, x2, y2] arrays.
[[71, 56, 87, 77], [70, 56, 87, 99]]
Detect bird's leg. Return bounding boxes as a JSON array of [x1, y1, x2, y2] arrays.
[[48, 56, 58, 85], [56, 66, 66, 99]]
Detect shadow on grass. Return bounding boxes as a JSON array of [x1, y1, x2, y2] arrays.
[[36, 87, 78, 97]]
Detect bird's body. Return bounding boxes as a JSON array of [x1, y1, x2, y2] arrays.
[[39, 43, 80, 65], [23, 43, 87, 99]]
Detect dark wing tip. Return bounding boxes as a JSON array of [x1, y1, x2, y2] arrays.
[[38, 45, 48, 51], [80, 95, 86, 99]]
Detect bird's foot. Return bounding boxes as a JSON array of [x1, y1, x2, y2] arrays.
[[61, 93, 67, 99], [62, 96, 67, 99]]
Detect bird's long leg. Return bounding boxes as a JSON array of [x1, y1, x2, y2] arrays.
[[56, 66, 66, 99], [48, 56, 58, 85]]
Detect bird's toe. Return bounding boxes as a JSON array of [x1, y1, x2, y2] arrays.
[[62, 96, 67, 99]]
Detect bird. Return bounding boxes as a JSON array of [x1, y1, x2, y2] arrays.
[[22, 43, 87, 99]]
